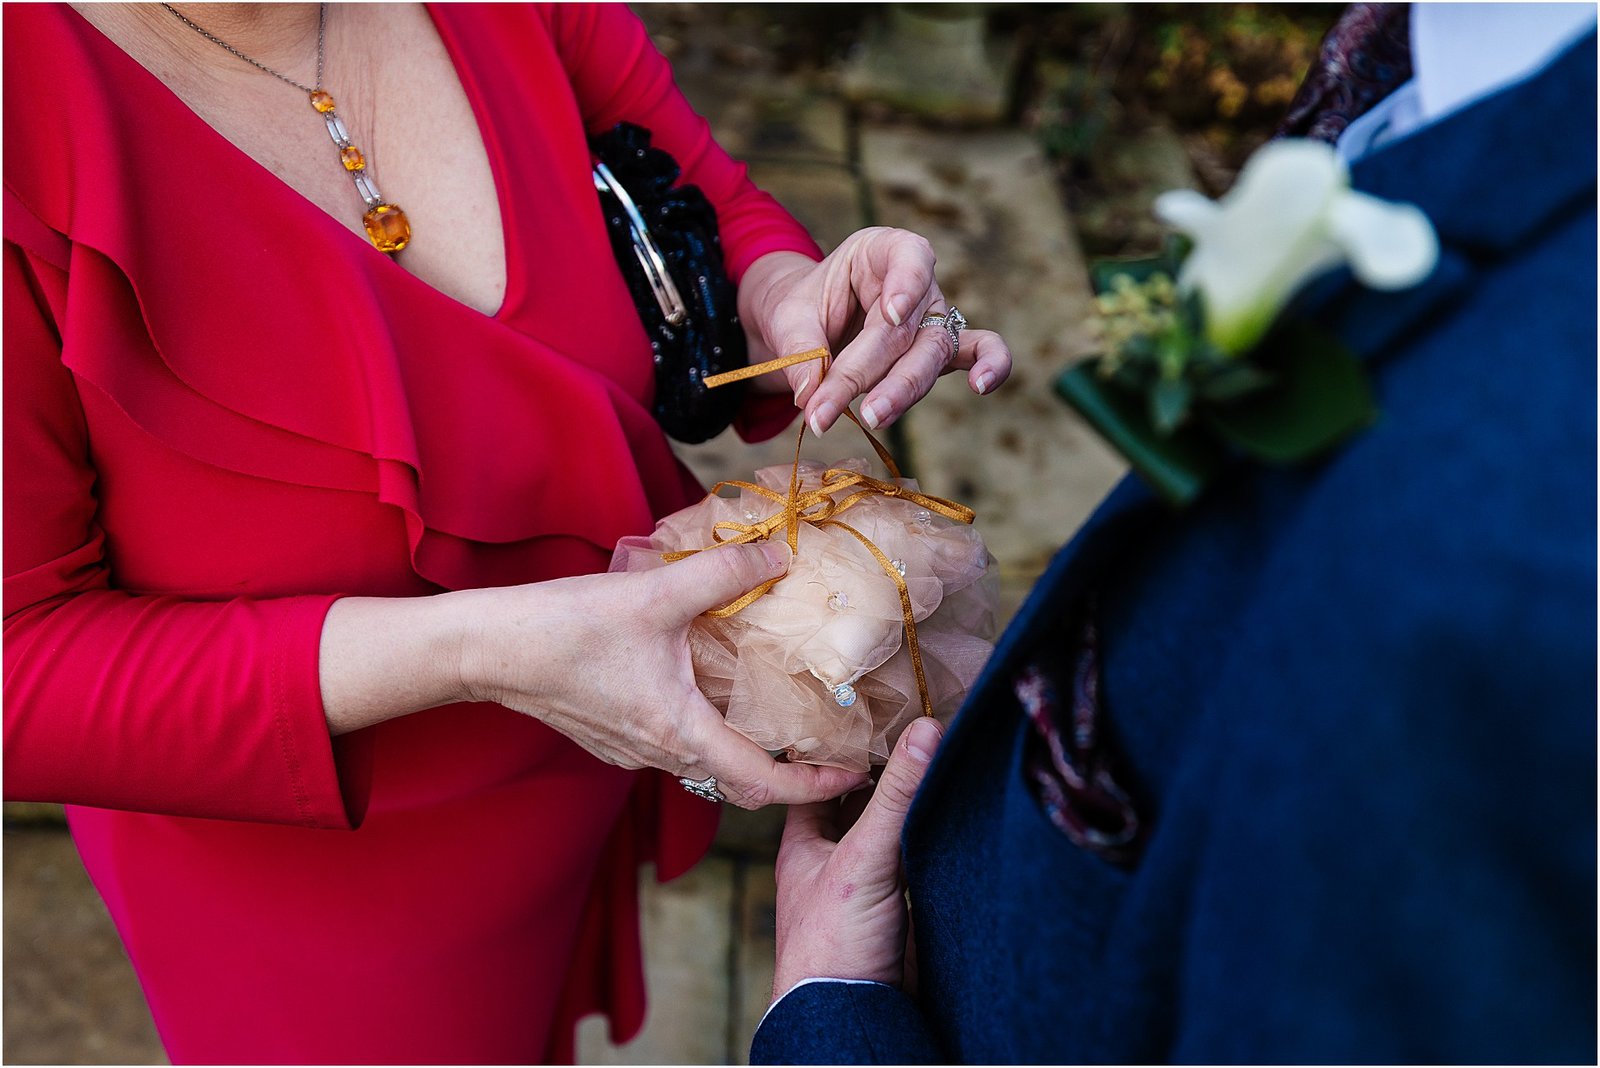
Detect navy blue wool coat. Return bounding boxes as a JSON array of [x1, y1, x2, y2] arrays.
[[755, 33, 1596, 1066]]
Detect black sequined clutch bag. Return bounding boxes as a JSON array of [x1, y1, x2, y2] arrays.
[[591, 122, 748, 444]]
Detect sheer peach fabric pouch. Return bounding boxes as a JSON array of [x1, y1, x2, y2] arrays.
[[609, 350, 999, 772]]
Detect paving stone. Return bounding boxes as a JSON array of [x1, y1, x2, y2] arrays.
[[1077, 123, 1201, 257], [860, 125, 1129, 581], [704, 91, 852, 168], [1093, 122, 1199, 197], [3, 828, 168, 1066], [713, 804, 787, 860], [638, 7, 849, 167], [577, 859, 735, 1064], [840, 6, 1013, 125], [3, 801, 66, 825], [998, 576, 1035, 628], [731, 862, 779, 1064], [745, 161, 863, 252]]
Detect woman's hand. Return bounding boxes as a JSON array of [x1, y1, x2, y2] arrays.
[[319, 539, 866, 808], [452, 542, 870, 809], [739, 231, 1013, 435], [771, 716, 944, 997]]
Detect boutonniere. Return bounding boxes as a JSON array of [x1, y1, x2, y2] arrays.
[[1057, 139, 1439, 507]]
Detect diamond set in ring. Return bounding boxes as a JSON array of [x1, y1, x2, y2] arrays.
[[678, 775, 724, 803], [917, 306, 967, 358]]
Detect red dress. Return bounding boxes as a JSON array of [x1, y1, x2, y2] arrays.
[[2, 5, 817, 1063]]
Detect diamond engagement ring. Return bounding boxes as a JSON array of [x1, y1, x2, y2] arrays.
[[678, 775, 725, 803], [918, 307, 968, 359]]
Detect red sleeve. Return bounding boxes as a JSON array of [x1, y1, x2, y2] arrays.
[[542, 4, 816, 442], [2, 236, 363, 830]]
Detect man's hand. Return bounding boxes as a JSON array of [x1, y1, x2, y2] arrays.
[[770, 716, 945, 999]]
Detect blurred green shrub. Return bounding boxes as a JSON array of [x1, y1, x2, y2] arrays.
[[1021, 4, 1339, 174]]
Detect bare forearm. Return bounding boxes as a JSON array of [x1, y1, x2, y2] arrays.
[[318, 590, 485, 735]]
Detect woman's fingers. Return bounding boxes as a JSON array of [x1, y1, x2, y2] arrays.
[[798, 231, 937, 434], [805, 283, 944, 435], [843, 321, 1014, 433], [854, 302, 964, 431], [863, 229, 938, 333], [600, 547, 872, 809], [679, 704, 869, 809], [961, 328, 1013, 396], [747, 229, 1014, 428], [647, 541, 793, 627]]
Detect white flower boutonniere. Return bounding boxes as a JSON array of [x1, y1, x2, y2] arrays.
[[1058, 139, 1440, 506]]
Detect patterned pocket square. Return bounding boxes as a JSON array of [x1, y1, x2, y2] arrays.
[[1017, 604, 1143, 866]]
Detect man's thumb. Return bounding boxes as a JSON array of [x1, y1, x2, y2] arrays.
[[657, 541, 792, 623], [847, 717, 943, 860]]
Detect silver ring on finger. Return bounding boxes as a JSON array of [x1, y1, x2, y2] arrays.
[[678, 774, 725, 803], [917, 306, 967, 359]]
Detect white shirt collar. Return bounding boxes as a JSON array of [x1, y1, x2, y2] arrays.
[[1412, 2, 1596, 122]]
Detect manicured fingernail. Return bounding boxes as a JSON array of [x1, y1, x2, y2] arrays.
[[759, 541, 793, 573], [886, 295, 910, 327], [905, 718, 943, 762], [794, 373, 809, 403], [974, 371, 995, 395], [861, 398, 886, 429], [809, 401, 837, 436]]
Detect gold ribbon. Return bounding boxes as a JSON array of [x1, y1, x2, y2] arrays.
[[665, 349, 978, 719]]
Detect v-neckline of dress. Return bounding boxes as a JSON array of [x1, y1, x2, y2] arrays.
[[64, 2, 523, 324]]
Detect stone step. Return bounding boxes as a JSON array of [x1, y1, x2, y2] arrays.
[[2, 828, 168, 1065], [575, 858, 777, 1066]]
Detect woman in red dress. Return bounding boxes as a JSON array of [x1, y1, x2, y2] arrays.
[[3, 3, 1011, 1062]]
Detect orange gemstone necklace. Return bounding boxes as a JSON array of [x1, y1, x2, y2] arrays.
[[160, 3, 411, 254]]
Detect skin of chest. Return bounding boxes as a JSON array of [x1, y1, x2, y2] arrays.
[[70, 3, 508, 316]]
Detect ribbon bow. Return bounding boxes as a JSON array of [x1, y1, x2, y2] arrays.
[[662, 349, 978, 719]]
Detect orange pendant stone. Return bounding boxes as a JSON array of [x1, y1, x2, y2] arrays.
[[363, 204, 411, 253], [340, 146, 366, 172], [309, 90, 337, 113]]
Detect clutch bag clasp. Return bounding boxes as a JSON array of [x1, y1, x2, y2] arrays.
[[594, 162, 689, 326]]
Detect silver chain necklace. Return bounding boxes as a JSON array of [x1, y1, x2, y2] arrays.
[[159, 2, 412, 254]]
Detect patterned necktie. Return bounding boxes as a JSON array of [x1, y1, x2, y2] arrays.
[[1277, 3, 1414, 143]]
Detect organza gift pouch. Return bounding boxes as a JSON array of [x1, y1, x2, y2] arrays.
[[610, 351, 999, 772]]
